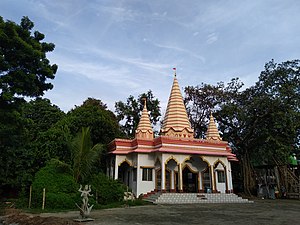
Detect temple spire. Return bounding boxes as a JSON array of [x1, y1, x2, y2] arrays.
[[135, 99, 153, 139], [206, 112, 222, 141], [161, 70, 194, 138]]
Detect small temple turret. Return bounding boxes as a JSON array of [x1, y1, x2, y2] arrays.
[[206, 113, 222, 141], [135, 99, 153, 139], [161, 70, 194, 138]]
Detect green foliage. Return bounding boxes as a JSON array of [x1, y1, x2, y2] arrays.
[[0, 16, 57, 194], [0, 100, 34, 191], [0, 16, 57, 103], [31, 159, 77, 209], [115, 90, 161, 138], [45, 192, 77, 210], [58, 98, 121, 145], [22, 98, 65, 138], [184, 78, 244, 138], [71, 127, 103, 183], [186, 59, 300, 194], [92, 173, 126, 205], [32, 125, 72, 165]]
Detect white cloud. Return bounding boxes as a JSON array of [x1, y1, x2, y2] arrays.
[[149, 41, 206, 63], [55, 56, 140, 89], [206, 33, 218, 44]]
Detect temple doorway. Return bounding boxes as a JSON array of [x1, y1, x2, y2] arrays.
[[118, 161, 131, 187], [155, 169, 161, 191], [182, 166, 198, 192]]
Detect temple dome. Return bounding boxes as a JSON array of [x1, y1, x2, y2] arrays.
[[161, 74, 194, 138], [206, 113, 222, 141], [135, 100, 153, 139]]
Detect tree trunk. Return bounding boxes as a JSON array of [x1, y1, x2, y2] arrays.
[[241, 150, 255, 196]]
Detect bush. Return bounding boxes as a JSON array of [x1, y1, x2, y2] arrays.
[[92, 173, 126, 205], [45, 192, 77, 209], [31, 159, 78, 209]]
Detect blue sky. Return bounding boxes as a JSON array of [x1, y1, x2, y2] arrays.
[[1, 0, 300, 113]]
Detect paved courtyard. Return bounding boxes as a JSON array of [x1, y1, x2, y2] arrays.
[[40, 199, 300, 225]]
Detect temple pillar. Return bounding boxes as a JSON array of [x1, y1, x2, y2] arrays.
[[161, 161, 166, 191], [198, 171, 202, 192], [227, 163, 233, 192], [210, 165, 216, 192], [179, 163, 183, 192], [225, 166, 229, 193], [114, 162, 118, 180], [171, 170, 174, 190]]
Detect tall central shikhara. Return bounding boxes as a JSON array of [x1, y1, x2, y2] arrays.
[[160, 72, 194, 138]]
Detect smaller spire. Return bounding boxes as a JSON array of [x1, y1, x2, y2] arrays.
[[206, 112, 222, 141], [135, 99, 153, 139]]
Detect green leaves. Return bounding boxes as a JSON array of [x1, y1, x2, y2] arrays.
[[184, 60, 300, 193], [71, 127, 103, 183], [184, 78, 244, 138], [0, 16, 57, 103], [115, 90, 161, 138]]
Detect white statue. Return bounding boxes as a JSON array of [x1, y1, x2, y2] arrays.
[[76, 184, 94, 219]]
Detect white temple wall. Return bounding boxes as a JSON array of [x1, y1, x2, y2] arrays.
[[136, 153, 156, 196]]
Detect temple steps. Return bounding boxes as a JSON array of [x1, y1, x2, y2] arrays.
[[144, 193, 253, 204]]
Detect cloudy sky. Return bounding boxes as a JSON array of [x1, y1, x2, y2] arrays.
[[1, 0, 300, 113]]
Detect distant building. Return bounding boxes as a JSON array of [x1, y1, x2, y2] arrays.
[[107, 74, 238, 197]]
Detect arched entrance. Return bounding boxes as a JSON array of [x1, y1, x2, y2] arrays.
[[118, 161, 131, 187], [155, 158, 161, 191], [165, 158, 178, 192], [183, 156, 210, 192], [155, 169, 161, 191], [214, 160, 228, 193], [182, 166, 198, 192]]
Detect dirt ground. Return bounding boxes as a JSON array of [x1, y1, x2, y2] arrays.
[[3, 199, 300, 225]]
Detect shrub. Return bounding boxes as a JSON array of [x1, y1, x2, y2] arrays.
[[92, 173, 126, 205], [31, 159, 78, 209]]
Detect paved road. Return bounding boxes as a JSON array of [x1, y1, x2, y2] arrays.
[[41, 199, 300, 225]]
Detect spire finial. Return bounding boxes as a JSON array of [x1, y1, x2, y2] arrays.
[[142, 97, 147, 107], [173, 67, 176, 77]]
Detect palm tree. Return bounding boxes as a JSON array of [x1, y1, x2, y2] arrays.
[[71, 127, 103, 183]]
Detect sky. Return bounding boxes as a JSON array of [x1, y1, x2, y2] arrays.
[[1, 0, 300, 113]]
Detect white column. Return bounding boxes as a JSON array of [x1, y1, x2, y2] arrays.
[[171, 170, 174, 190], [210, 165, 216, 192], [227, 162, 233, 192], [179, 163, 183, 192], [114, 160, 119, 180], [198, 171, 202, 192], [161, 161, 166, 191]]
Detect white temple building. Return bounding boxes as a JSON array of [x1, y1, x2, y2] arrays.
[[107, 73, 238, 197]]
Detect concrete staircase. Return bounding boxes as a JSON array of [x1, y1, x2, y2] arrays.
[[144, 193, 253, 204]]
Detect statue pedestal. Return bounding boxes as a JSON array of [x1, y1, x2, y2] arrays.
[[73, 218, 95, 222]]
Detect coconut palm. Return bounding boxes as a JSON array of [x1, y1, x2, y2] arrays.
[[71, 127, 103, 183]]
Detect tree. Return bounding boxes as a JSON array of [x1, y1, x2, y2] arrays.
[[115, 90, 161, 138], [217, 60, 300, 194], [0, 16, 57, 195], [31, 159, 78, 209], [60, 98, 121, 145], [184, 60, 300, 195], [184, 78, 243, 138], [0, 16, 57, 104], [71, 127, 103, 183]]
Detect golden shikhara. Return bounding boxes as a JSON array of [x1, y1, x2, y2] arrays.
[[135, 100, 153, 139], [161, 75, 194, 138], [206, 113, 222, 141]]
